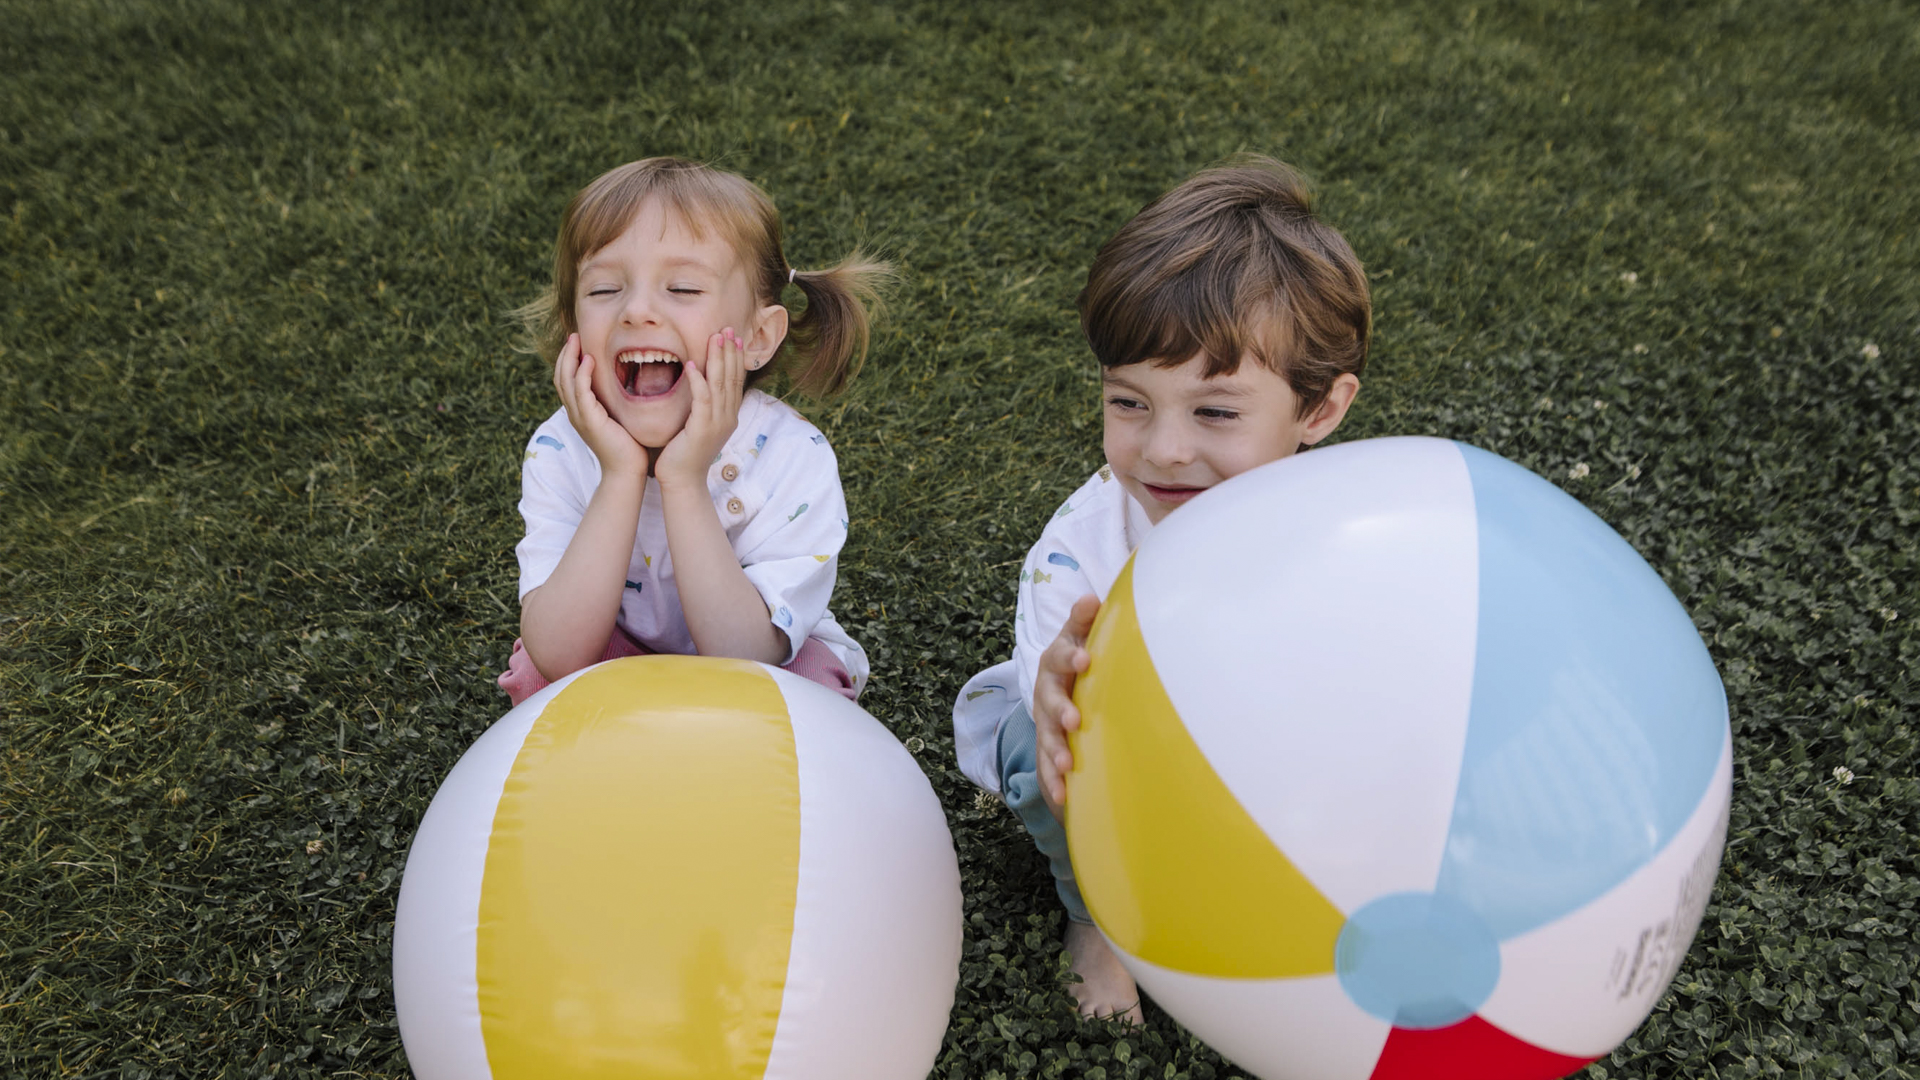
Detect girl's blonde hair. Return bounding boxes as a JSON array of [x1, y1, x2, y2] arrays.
[[519, 157, 890, 398]]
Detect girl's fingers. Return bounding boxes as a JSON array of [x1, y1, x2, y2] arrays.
[[552, 333, 578, 398], [723, 327, 747, 398], [686, 339, 711, 407]]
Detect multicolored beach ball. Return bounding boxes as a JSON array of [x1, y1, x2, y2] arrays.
[[394, 655, 962, 1080], [1068, 437, 1730, 1080]]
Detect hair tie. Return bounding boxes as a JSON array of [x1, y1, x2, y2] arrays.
[[787, 267, 797, 285]]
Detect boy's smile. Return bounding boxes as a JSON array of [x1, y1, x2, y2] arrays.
[[1102, 353, 1358, 524], [572, 198, 784, 449]]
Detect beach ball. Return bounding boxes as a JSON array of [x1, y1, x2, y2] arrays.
[[1068, 437, 1730, 1080], [394, 655, 962, 1080]]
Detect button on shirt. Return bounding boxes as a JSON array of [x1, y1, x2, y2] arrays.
[[514, 389, 867, 691], [951, 465, 1152, 791]]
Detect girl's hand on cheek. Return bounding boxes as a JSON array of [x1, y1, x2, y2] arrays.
[[553, 333, 646, 478], [655, 327, 748, 490]]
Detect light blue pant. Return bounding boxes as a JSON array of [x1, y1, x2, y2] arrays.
[[997, 703, 1093, 925]]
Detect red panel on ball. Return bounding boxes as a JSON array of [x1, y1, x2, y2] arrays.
[[1368, 1015, 1599, 1080]]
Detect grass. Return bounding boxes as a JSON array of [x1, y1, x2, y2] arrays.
[[1, 0, 1916, 1076]]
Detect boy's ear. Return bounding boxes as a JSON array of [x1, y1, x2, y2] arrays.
[[745, 304, 790, 371], [1300, 373, 1361, 446]]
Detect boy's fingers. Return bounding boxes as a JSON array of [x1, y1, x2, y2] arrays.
[[1064, 594, 1102, 640]]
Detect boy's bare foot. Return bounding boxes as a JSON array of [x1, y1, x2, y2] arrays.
[[1064, 920, 1144, 1025]]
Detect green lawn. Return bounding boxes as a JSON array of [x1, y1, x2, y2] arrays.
[[2, 0, 1916, 1076]]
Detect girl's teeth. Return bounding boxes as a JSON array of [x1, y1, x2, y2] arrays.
[[617, 351, 683, 395]]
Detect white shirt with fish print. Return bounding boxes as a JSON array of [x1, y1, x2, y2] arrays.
[[514, 388, 867, 693], [951, 464, 1154, 792]]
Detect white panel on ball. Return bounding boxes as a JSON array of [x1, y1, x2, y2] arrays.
[[1133, 437, 1482, 911], [764, 668, 962, 1080]]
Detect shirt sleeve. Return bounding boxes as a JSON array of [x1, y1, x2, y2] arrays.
[[514, 416, 597, 601], [1011, 498, 1101, 714], [731, 421, 851, 663]]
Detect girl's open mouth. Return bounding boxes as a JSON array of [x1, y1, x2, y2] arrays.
[[617, 350, 683, 398]]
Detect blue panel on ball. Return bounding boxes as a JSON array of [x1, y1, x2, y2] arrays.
[[1436, 444, 1727, 940], [1335, 892, 1501, 1029]]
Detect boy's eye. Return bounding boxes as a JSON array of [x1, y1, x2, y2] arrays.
[[1106, 396, 1145, 411], [1196, 407, 1240, 421]]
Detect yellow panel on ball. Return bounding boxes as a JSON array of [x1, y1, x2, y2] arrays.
[[476, 657, 800, 1080], [1068, 562, 1345, 979]]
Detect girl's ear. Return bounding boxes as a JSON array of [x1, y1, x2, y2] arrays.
[[745, 303, 790, 370], [1301, 373, 1361, 445]]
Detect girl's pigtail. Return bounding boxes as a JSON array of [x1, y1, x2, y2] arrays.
[[783, 251, 895, 398], [512, 286, 565, 362]]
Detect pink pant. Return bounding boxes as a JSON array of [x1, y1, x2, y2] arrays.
[[497, 627, 858, 706]]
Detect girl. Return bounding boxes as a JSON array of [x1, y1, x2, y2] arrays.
[[497, 157, 886, 704]]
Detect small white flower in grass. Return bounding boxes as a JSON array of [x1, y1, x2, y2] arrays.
[[1593, 399, 1608, 411], [1880, 607, 1899, 622], [1852, 694, 1871, 708], [1832, 766, 1855, 785], [1862, 342, 1881, 360], [1632, 343, 1649, 355], [1568, 462, 1590, 480], [1621, 271, 1639, 285], [1628, 464, 1642, 480], [972, 789, 1003, 813], [306, 839, 326, 856], [905, 736, 926, 754], [1770, 326, 1784, 338]]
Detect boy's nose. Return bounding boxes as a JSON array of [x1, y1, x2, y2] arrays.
[[1143, 421, 1194, 468]]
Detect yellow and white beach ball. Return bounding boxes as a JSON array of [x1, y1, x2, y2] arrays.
[[394, 655, 962, 1080], [1068, 437, 1730, 1080]]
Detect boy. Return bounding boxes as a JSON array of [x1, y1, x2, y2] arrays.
[[951, 156, 1370, 1023]]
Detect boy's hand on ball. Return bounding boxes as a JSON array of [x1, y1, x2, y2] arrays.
[[656, 328, 747, 490], [1033, 593, 1102, 814], [554, 333, 646, 478]]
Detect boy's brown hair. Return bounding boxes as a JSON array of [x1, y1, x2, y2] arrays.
[[518, 157, 890, 398], [1077, 155, 1370, 416]]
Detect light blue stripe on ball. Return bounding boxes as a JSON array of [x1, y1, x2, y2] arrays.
[[1435, 443, 1728, 941], [1335, 891, 1501, 1029]]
